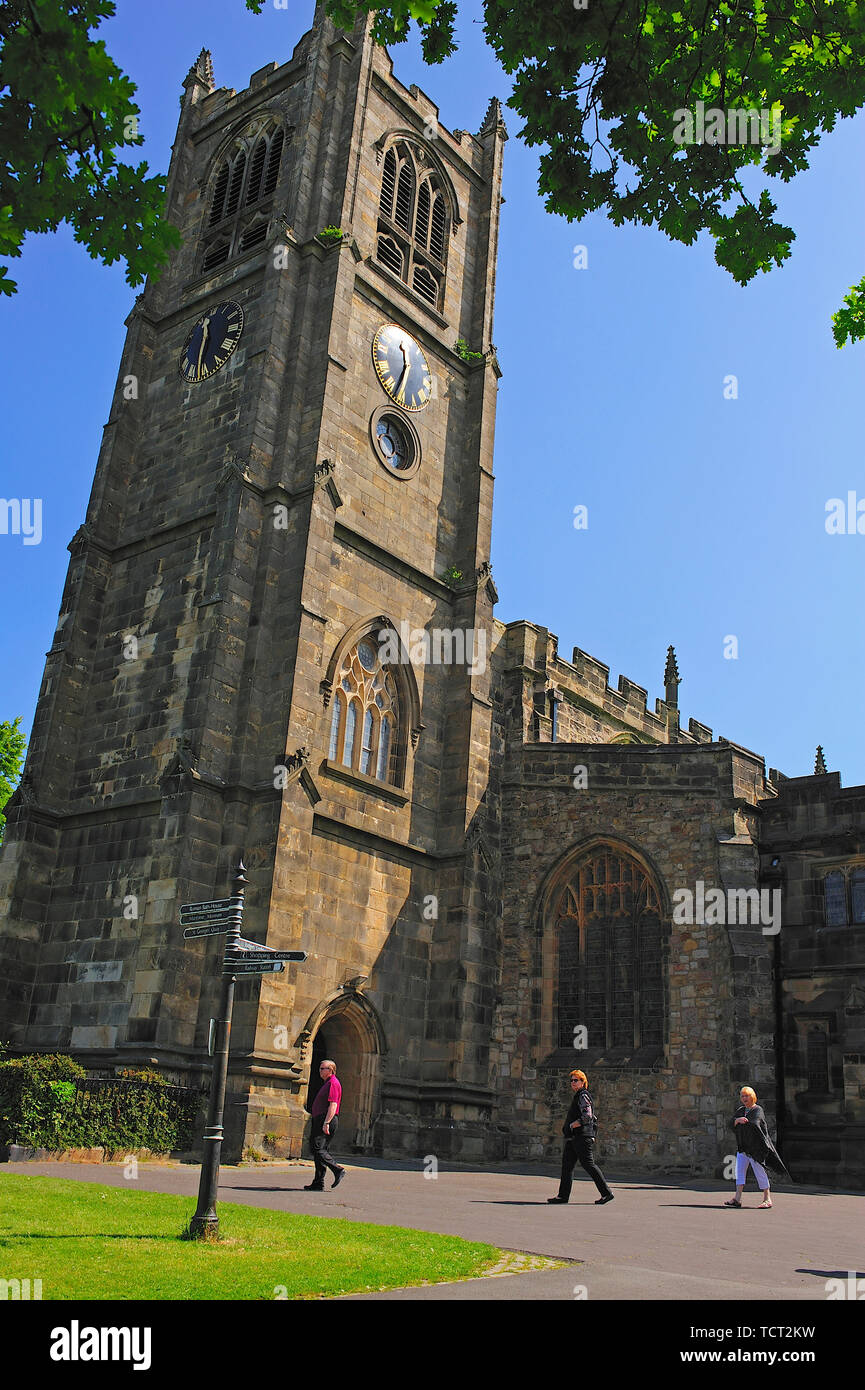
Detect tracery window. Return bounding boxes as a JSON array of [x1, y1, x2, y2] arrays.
[[328, 636, 401, 785], [822, 867, 865, 926], [200, 118, 288, 273], [376, 141, 448, 310], [824, 870, 848, 926], [554, 845, 664, 1052]]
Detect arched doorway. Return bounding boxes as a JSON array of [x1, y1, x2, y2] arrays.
[[304, 995, 385, 1152]]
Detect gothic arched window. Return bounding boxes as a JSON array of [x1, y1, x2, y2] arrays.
[[376, 141, 448, 311], [328, 635, 402, 786], [554, 845, 664, 1053], [201, 119, 288, 273]]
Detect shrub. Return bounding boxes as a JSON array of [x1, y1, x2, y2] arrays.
[[454, 338, 485, 364], [0, 1054, 87, 1149], [317, 226, 344, 246], [0, 1055, 201, 1152]]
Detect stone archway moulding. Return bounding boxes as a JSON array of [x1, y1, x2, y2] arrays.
[[372, 128, 462, 229], [296, 986, 388, 1064], [532, 832, 672, 935]]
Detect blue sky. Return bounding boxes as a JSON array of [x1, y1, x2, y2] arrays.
[[2, 0, 863, 783]]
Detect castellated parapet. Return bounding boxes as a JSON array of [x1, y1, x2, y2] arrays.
[[493, 619, 741, 755]]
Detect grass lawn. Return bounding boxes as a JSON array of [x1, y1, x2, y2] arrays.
[[0, 1174, 509, 1300]]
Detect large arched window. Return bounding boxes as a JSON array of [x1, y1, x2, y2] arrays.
[[553, 845, 663, 1053], [327, 635, 401, 785], [376, 141, 449, 310], [200, 118, 288, 273]]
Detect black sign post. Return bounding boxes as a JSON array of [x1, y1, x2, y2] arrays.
[[187, 861, 246, 1240], [183, 859, 307, 1239]]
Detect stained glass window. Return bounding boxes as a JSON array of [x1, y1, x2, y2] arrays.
[[824, 871, 847, 926], [554, 847, 663, 1052], [328, 634, 401, 785]]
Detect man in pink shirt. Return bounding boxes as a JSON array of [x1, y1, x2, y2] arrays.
[[305, 1059, 346, 1190]]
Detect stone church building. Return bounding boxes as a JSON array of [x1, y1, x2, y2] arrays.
[[1, 5, 862, 1184]]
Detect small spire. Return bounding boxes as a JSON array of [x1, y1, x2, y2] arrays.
[[185, 48, 214, 93], [478, 96, 507, 139], [664, 645, 680, 708], [814, 745, 827, 775]]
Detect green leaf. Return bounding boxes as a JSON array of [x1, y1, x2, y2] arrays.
[[832, 275, 865, 347]]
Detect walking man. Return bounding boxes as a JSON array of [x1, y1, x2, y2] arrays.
[[305, 1058, 346, 1191], [548, 1069, 614, 1205]]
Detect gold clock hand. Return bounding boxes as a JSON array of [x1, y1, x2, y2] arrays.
[[196, 318, 210, 376], [395, 346, 412, 397]]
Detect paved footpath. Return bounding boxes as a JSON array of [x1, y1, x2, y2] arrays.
[[2, 1157, 861, 1301]]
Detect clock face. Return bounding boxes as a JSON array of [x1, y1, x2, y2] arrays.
[[372, 324, 432, 411], [179, 300, 244, 382]]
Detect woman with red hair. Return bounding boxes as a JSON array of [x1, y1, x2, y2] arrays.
[[548, 1069, 614, 1205]]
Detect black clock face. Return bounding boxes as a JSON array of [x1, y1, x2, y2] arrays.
[[179, 300, 244, 382], [372, 324, 432, 411]]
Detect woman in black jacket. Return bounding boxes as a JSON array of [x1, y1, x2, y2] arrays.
[[724, 1086, 790, 1209], [548, 1069, 614, 1205]]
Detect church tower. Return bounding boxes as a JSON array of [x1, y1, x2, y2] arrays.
[[0, 5, 506, 1159]]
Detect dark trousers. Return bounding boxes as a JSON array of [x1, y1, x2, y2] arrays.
[[557, 1136, 612, 1201], [309, 1115, 341, 1187]]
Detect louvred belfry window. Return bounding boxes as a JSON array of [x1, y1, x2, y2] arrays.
[[328, 636, 403, 786], [554, 846, 664, 1053], [201, 118, 290, 273], [376, 141, 448, 311]]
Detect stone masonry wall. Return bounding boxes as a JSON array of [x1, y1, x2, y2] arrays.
[[490, 737, 778, 1174]]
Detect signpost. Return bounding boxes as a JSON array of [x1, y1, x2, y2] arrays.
[[185, 859, 306, 1239], [180, 901, 239, 926], [223, 959, 285, 975], [183, 923, 232, 940]]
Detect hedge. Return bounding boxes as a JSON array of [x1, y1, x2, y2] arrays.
[[0, 1055, 202, 1153]]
